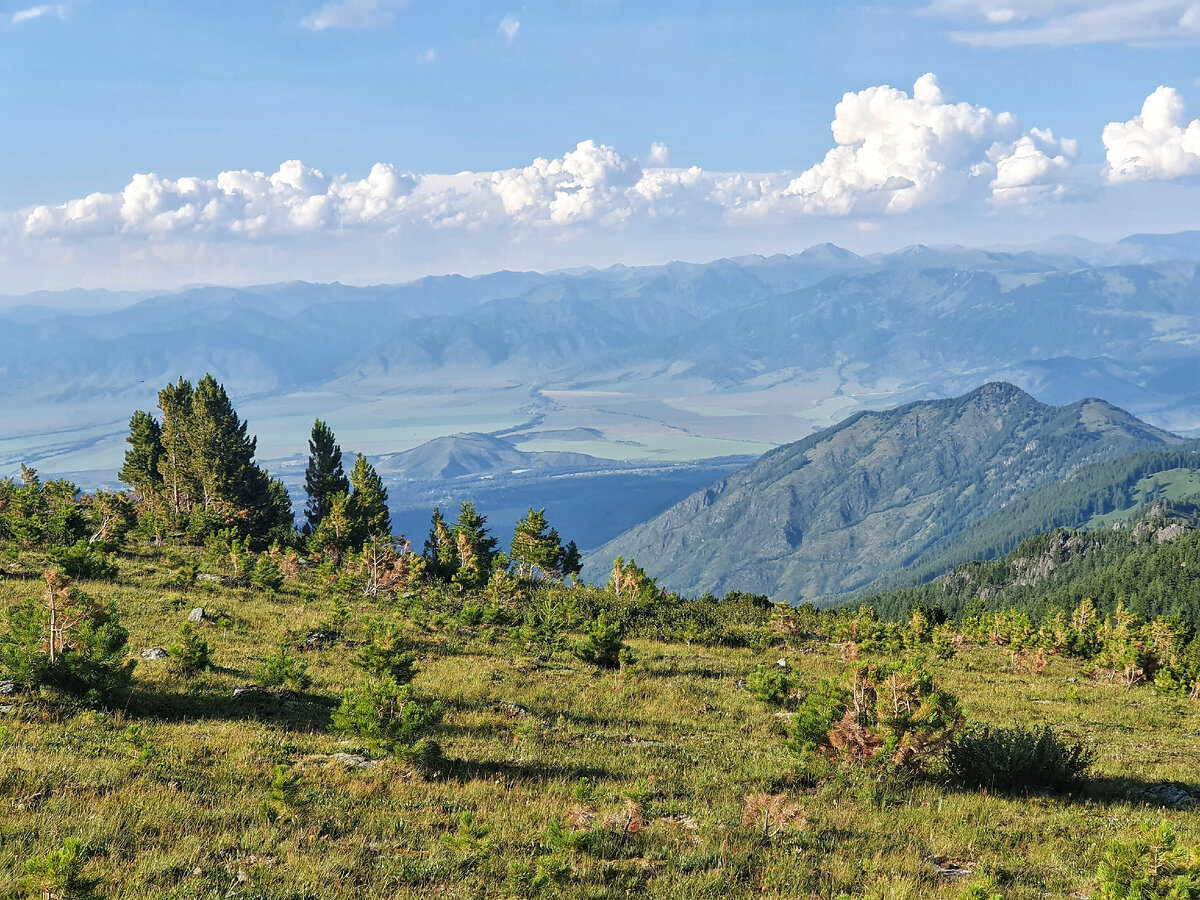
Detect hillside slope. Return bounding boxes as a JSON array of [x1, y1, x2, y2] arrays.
[[589, 383, 1185, 604]]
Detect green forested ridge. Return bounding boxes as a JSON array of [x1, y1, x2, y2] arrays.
[[861, 507, 1200, 631], [861, 447, 1200, 597], [589, 382, 1186, 604], [1, 379, 1199, 898]]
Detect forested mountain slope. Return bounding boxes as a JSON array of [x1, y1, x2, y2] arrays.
[[589, 383, 1185, 604], [862, 509, 1200, 629]]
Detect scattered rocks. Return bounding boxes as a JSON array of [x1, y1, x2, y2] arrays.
[[187, 607, 206, 623], [1142, 783, 1198, 809], [196, 573, 235, 585], [140, 648, 169, 660], [495, 701, 530, 718], [303, 630, 337, 648], [303, 752, 379, 770], [930, 857, 973, 880], [0, 680, 16, 695]]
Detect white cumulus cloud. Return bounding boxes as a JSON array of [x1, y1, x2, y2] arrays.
[[760, 74, 1073, 216], [1103, 86, 1200, 182], [5, 74, 1083, 254], [923, 0, 1200, 46]]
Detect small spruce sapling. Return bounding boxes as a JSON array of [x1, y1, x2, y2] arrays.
[[168, 623, 212, 676], [574, 612, 624, 668], [257, 642, 311, 692]]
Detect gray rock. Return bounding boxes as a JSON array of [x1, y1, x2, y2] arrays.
[[140, 648, 169, 660], [197, 573, 235, 585], [495, 701, 530, 718], [0, 680, 16, 695], [0, 705, 13, 714], [331, 752, 378, 769], [232, 685, 267, 702], [187, 608, 205, 623], [930, 858, 972, 880], [1143, 783, 1198, 809]]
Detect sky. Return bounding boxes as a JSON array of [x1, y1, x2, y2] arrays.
[[2, 0, 1200, 292]]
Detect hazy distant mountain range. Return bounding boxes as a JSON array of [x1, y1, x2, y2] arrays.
[[5, 230, 1200, 566]]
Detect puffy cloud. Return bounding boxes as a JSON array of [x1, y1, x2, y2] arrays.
[[302, 0, 406, 31], [11, 4, 66, 25], [923, 1, 1200, 46], [7, 76, 1081, 249], [986, 128, 1079, 205], [1103, 86, 1200, 182], [646, 143, 671, 166], [498, 14, 520, 41], [763, 74, 1071, 216]]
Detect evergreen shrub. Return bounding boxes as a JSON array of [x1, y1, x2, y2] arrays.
[[945, 723, 1095, 793]]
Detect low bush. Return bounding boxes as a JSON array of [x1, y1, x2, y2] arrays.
[[944, 723, 1095, 793], [747, 663, 793, 707]]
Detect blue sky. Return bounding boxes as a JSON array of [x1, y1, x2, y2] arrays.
[[3, 0, 1200, 290]]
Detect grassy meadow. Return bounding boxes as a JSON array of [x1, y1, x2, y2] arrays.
[[1, 546, 1198, 899]]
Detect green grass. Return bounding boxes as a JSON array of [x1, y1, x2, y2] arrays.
[[1, 548, 1198, 899]]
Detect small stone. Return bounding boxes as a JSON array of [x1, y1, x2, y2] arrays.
[[331, 752, 378, 769], [776, 658, 788, 668], [0, 680, 15, 695], [495, 701, 530, 718], [187, 608, 205, 623], [232, 685, 267, 702], [930, 857, 972, 880], [140, 648, 169, 660], [0, 705, 13, 714]]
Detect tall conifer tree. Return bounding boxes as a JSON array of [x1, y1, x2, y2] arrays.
[[304, 419, 349, 531], [348, 454, 390, 546]]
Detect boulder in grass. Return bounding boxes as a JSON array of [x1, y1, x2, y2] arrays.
[[140, 648, 169, 660], [187, 608, 206, 623]]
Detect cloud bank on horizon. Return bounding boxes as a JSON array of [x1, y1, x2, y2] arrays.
[[4, 74, 1200, 290], [925, 0, 1200, 46]]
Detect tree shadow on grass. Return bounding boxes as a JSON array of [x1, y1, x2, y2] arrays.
[[934, 773, 1199, 809], [125, 685, 337, 731], [433, 755, 611, 786]]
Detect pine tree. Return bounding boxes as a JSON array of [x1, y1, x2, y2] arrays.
[[451, 502, 498, 588], [422, 507, 457, 581], [304, 419, 348, 532], [308, 492, 352, 565], [348, 454, 390, 547], [511, 508, 565, 579], [118, 410, 164, 498], [156, 377, 195, 517], [189, 375, 257, 514], [132, 375, 294, 546]]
